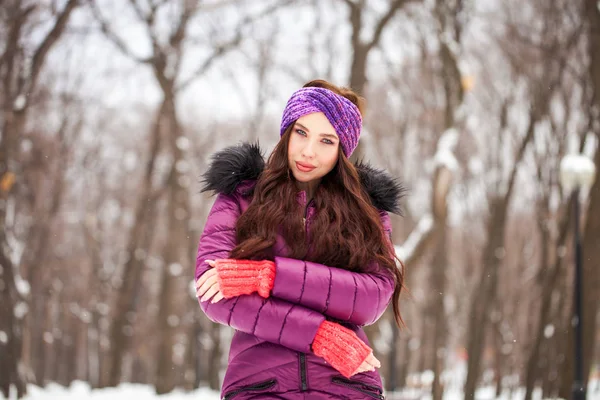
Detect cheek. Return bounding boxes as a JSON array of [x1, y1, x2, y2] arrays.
[[322, 148, 339, 171], [287, 138, 297, 161]]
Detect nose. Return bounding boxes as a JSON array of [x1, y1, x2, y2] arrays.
[[301, 139, 316, 158]]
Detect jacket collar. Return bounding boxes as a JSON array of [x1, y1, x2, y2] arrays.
[[201, 142, 405, 215]]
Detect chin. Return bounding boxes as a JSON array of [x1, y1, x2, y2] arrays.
[[292, 173, 312, 182]]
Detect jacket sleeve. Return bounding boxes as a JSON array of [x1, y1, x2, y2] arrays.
[[195, 193, 325, 353], [271, 211, 395, 326]]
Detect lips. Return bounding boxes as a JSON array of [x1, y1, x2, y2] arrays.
[[296, 161, 316, 172]]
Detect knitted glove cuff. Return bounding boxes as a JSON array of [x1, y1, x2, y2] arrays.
[[215, 259, 276, 298], [312, 321, 371, 378]]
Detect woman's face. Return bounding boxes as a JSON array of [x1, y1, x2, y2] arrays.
[[287, 112, 340, 184]]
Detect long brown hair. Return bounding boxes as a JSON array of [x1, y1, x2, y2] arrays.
[[229, 80, 404, 327]]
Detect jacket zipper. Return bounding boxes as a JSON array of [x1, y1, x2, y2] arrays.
[[331, 377, 384, 399], [222, 378, 277, 400], [298, 196, 311, 392], [304, 198, 313, 244], [299, 352, 308, 391]]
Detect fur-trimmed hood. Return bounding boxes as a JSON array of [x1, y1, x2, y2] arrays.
[[201, 142, 405, 215]]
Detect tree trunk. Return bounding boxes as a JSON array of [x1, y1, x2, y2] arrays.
[[582, 0, 600, 389], [0, 111, 28, 399], [464, 102, 538, 399], [22, 134, 69, 385], [0, 2, 78, 394], [581, 146, 600, 376], [345, 0, 409, 160], [386, 320, 399, 391], [525, 195, 573, 399], [430, 228, 448, 400], [155, 94, 191, 394], [464, 198, 508, 399], [208, 323, 222, 391], [104, 101, 165, 387]]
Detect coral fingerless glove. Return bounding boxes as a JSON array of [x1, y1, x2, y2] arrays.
[[311, 320, 372, 378], [213, 259, 276, 299]]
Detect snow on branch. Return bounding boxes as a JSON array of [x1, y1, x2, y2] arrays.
[[394, 127, 459, 268]]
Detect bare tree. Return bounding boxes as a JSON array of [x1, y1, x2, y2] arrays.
[[338, 0, 419, 159], [87, 0, 232, 390], [0, 1, 80, 397], [89, 0, 292, 391], [463, 1, 579, 396], [523, 89, 572, 400], [558, 0, 600, 397], [427, 2, 467, 398]]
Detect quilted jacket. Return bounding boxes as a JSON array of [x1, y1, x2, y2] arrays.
[[195, 143, 404, 399]]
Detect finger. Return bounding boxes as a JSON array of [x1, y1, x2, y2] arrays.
[[206, 260, 216, 267], [196, 268, 217, 290], [355, 361, 371, 374], [355, 365, 369, 374], [197, 280, 216, 299], [197, 272, 218, 297], [351, 363, 371, 376], [366, 353, 381, 368], [362, 360, 376, 372], [211, 291, 225, 303], [196, 267, 216, 289], [200, 283, 220, 303]]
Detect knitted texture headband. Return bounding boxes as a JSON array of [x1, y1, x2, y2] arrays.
[[280, 87, 362, 157]]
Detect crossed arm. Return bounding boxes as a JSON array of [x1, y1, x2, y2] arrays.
[[195, 193, 394, 351]]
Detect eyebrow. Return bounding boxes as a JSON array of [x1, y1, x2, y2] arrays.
[[295, 122, 339, 140]]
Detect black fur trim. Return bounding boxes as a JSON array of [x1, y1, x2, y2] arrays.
[[355, 161, 406, 215], [201, 142, 405, 214], [200, 142, 264, 195]]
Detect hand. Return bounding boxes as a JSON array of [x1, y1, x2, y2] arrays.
[[351, 351, 381, 376], [196, 260, 225, 304], [312, 320, 374, 378]]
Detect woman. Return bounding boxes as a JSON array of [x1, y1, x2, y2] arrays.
[[195, 79, 404, 399]]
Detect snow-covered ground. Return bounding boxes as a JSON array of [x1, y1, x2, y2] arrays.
[[3, 380, 599, 400], [4, 382, 221, 400]]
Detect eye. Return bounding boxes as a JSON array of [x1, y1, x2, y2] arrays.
[[295, 129, 307, 136], [322, 139, 334, 145]]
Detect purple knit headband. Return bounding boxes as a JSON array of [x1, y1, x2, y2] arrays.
[[280, 87, 362, 157]]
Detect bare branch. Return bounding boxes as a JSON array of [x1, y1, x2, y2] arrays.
[[367, 0, 414, 51], [127, 0, 148, 22], [175, 33, 242, 91], [169, 2, 197, 49], [87, 0, 153, 64], [29, 0, 79, 92], [176, 0, 293, 91], [0, 5, 35, 74], [340, 0, 359, 8]]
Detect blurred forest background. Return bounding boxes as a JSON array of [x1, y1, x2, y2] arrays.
[[1, 0, 600, 399]]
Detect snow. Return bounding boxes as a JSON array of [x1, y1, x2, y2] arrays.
[[15, 275, 31, 296], [2, 378, 599, 400], [559, 154, 596, 192], [13, 94, 26, 111], [176, 136, 190, 151], [395, 213, 434, 261], [434, 128, 459, 172], [168, 263, 183, 277], [13, 301, 28, 319], [543, 324, 555, 338], [3, 382, 221, 400], [123, 151, 138, 171], [175, 159, 189, 173]]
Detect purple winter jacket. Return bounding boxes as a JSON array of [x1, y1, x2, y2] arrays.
[[195, 143, 404, 400]]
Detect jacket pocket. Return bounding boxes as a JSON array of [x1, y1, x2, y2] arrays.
[[222, 378, 277, 400], [331, 376, 384, 399]]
